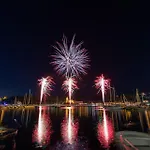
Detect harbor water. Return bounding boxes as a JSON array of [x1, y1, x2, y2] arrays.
[[0, 106, 150, 149]]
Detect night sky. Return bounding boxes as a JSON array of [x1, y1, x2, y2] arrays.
[[0, 1, 150, 99]]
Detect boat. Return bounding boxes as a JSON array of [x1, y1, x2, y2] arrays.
[[0, 127, 17, 149], [123, 121, 137, 127], [0, 127, 18, 140], [105, 105, 122, 110], [95, 106, 104, 110], [115, 131, 150, 149]]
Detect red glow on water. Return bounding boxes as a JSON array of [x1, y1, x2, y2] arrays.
[[61, 108, 78, 144], [97, 109, 114, 148], [32, 106, 52, 147]]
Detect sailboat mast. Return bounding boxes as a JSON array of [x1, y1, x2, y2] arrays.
[[109, 88, 112, 102], [28, 89, 31, 105], [136, 88, 141, 104], [23, 93, 27, 105], [14, 96, 17, 105]]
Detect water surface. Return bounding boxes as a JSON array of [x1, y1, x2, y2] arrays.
[[0, 106, 150, 149]]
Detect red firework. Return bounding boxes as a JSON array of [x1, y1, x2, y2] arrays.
[[38, 76, 54, 104], [62, 77, 78, 101], [95, 74, 110, 103]]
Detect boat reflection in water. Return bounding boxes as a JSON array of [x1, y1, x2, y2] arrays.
[[32, 106, 52, 148], [0, 109, 17, 150], [61, 107, 78, 144], [97, 108, 114, 149]]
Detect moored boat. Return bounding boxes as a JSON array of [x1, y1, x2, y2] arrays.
[[0, 127, 18, 140], [105, 105, 122, 110], [115, 131, 150, 149]]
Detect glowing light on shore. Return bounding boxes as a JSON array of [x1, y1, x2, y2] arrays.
[[61, 108, 78, 144], [97, 109, 114, 148], [38, 76, 54, 104], [95, 74, 110, 103], [62, 77, 78, 103], [51, 35, 90, 78], [32, 106, 52, 148]]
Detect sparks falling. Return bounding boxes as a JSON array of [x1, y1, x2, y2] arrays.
[[95, 74, 110, 103], [62, 77, 78, 103], [38, 76, 54, 104], [51, 35, 90, 78]]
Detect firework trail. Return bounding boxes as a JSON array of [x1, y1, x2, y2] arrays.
[[62, 77, 78, 103], [51, 35, 90, 78], [95, 74, 110, 103], [38, 76, 54, 104]]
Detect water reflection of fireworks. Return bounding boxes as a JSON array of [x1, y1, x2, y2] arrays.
[[61, 108, 78, 144], [61, 119, 78, 144], [97, 109, 114, 149], [32, 107, 52, 148], [53, 138, 89, 150]]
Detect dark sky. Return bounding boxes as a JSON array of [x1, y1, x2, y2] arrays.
[[0, 1, 150, 99]]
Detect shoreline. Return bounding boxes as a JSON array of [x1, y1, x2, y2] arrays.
[[0, 103, 149, 110]]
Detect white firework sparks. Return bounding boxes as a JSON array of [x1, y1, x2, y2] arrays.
[[95, 74, 110, 103], [62, 77, 78, 101], [51, 35, 90, 78], [38, 76, 54, 104]]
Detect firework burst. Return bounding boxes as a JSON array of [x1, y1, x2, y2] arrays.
[[38, 76, 54, 104], [51, 35, 90, 78], [62, 77, 78, 102], [95, 74, 110, 103]]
